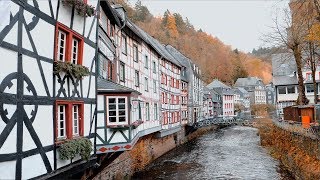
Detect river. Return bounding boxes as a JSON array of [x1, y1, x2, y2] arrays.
[[132, 126, 293, 180]]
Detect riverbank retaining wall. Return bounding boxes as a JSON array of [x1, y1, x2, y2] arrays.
[[93, 125, 217, 180], [258, 119, 320, 179]]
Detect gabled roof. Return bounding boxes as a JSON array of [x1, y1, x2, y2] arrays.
[[165, 45, 191, 82], [273, 75, 298, 86], [100, 1, 121, 27], [234, 77, 264, 87], [237, 87, 249, 94], [133, 26, 181, 67], [97, 79, 141, 94], [110, 6, 182, 67], [272, 53, 297, 76], [206, 79, 230, 89]]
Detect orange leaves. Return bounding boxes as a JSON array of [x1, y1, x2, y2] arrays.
[[306, 23, 320, 41]]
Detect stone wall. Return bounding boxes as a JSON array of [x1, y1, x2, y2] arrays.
[[93, 125, 216, 180], [258, 119, 320, 179]]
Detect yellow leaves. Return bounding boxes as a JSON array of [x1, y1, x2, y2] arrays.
[[306, 23, 320, 41], [166, 15, 179, 39]]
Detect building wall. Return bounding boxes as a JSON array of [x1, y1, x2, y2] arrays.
[[223, 95, 234, 116], [0, 0, 98, 179], [160, 59, 182, 129]]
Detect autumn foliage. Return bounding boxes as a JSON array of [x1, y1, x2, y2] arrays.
[[115, 0, 272, 85], [259, 119, 320, 179]]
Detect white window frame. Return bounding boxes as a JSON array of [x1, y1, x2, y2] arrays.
[[72, 105, 79, 136], [71, 38, 79, 64], [145, 77, 148, 91], [145, 55, 149, 69], [153, 61, 156, 73], [121, 34, 127, 54], [58, 105, 66, 138], [154, 103, 158, 120], [133, 44, 138, 62], [153, 80, 157, 93], [146, 103, 150, 121], [120, 62, 125, 82], [58, 30, 67, 62], [135, 71, 139, 87], [106, 96, 128, 125]]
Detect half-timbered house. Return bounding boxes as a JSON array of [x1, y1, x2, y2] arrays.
[[165, 45, 189, 125], [0, 0, 98, 179], [96, 3, 162, 154]]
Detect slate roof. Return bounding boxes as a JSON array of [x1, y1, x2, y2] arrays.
[[273, 75, 298, 86], [206, 79, 230, 89], [165, 45, 191, 82], [234, 77, 264, 87], [101, 1, 121, 27], [97, 79, 141, 94], [111, 8, 182, 67], [237, 87, 249, 95], [271, 53, 297, 76]]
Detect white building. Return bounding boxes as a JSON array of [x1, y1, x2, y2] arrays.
[[207, 80, 235, 117], [235, 77, 267, 105], [0, 0, 98, 179]]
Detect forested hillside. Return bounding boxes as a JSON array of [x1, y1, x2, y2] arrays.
[[115, 0, 272, 85]]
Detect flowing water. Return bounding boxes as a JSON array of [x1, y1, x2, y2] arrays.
[[132, 126, 294, 180]]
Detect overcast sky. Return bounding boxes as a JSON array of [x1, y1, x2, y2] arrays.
[[128, 0, 289, 53]]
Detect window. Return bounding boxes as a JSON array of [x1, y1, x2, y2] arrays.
[[56, 101, 84, 141], [133, 44, 138, 62], [278, 87, 286, 94], [306, 84, 314, 93], [135, 71, 139, 87], [72, 105, 80, 135], [287, 86, 295, 94], [145, 77, 148, 91], [57, 105, 66, 138], [153, 61, 156, 73], [145, 55, 149, 69], [153, 80, 157, 93], [146, 103, 150, 121], [55, 23, 83, 64], [154, 103, 158, 120], [57, 30, 67, 62], [121, 34, 127, 55], [171, 95, 174, 104], [71, 38, 79, 64], [107, 97, 127, 125], [120, 62, 125, 82], [306, 73, 312, 81]]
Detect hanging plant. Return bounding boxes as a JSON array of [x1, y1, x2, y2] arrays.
[[132, 120, 144, 129], [61, 0, 95, 17], [58, 137, 92, 161], [54, 61, 90, 79]]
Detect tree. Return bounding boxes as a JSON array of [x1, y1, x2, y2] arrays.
[[265, 8, 309, 105], [166, 14, 179, 39], [232, 49, 248, 83], [133, 0, 152, 22], [292, 0, 319, 104], [173, 13, 187, 34]]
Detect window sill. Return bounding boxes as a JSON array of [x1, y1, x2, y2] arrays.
[[107, 124, 130, 130], [55, 136, 83, 145]]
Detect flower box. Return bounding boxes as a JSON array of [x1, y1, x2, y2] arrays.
[[53, 61, 90, 79], [61, 0, 95, 17]]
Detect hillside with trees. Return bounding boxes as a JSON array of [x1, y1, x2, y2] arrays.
[[115, 0, 272, 85]]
